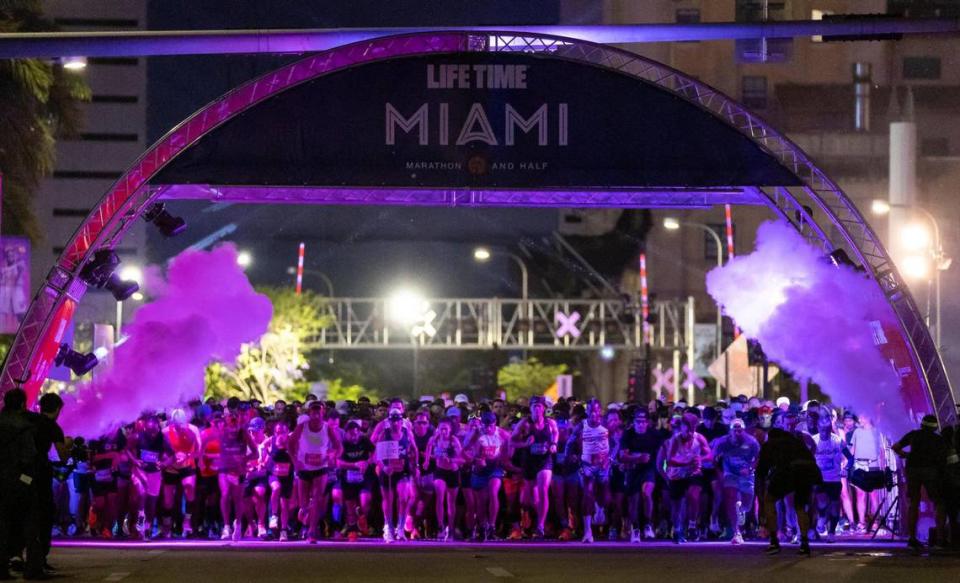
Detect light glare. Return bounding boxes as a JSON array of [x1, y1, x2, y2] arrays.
[[870, 199, 890, 215], [473, 247, 491, 262], [901, 223, 931, 251], [663, 217, 680, 230]]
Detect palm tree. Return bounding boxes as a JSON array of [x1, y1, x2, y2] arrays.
[[0, 0, 90, 243]]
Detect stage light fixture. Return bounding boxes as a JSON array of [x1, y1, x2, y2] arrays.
[[79, 249, 141, 301], [54, 343, 98, 376], [143, 202, 187, 237]]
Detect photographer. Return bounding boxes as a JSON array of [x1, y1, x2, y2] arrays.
[[893, 415, 948, 552]]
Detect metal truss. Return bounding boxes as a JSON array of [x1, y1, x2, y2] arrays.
[[2, 30, 952, 424], [306, 297, 689, 352]]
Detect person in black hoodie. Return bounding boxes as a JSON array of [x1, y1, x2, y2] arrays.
[[757, 411, 822, 556]]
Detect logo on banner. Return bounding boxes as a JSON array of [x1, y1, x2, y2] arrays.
[[652, 368, 674, 397]]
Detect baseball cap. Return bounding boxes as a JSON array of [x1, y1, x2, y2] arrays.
[[345, 420, 361, 431], [776, 397, 790, 408], [454, 394, 470, 404], [730, 418, 746, 430], [529, 396, 545, 407], [446, 406, 462, 419], [921, 414, 939, 429], [248, 417, 266, 431], [481, 411, 497, 425]]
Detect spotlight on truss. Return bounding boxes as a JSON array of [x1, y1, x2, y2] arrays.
[[79, 249, 140, 301], [143, 202, 187, 237], [54, 343, 98, 376]]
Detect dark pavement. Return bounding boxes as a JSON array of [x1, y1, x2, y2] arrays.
[[42, 540, 960, 583]]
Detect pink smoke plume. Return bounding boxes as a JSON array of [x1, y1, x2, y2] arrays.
[[59, 244, 272, 437], [706, 220, 909, 435]]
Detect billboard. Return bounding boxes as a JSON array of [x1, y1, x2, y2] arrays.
[[0, 237, 29, 334]]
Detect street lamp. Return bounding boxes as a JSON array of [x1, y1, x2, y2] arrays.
[[116, 265, 144, 341], [237, 250, 252, 268], [474, 246, 532, 353], [871, 200, 951, 347], [387, 287, 433, 397], [663, 217, 725, 403], [473, 246, 528, 301]]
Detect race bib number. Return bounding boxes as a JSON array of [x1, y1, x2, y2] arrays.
[[95, 469, 113, 483], [304, 452, 326, 467], [274, 463, 291, 477], [482, 445, 499, 460], [141, 450, 159, 464], [346, 470, 364, 484], [377, 441, 400, 462]]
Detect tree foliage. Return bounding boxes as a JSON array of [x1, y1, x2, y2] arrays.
[[498, 357, 568, 402], [0, 1, 91, 242], [204, 288, 333, 402]]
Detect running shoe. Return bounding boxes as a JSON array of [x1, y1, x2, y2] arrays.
[[531, 528, 545, 540], [395, 527, 408, 542], [508, 527, 523, 541], [269, 515, 279, 530], [347, 531, 360, 542], [855, 523, 867, 534], [582, 530, 594, 544], [485, 526, 499, 542], [258, 525, 268, 539], [826, 533, 836, 543], [279, 529, 289, 543], [439, 527, 451, 542], [709, 517, 721, 535], [50, 526, 62, 538], [608, 528, 619, 542], [593, 505, 606, 525], [643, 525, 655, 540], [799, 541, 811, 556], [232, 520, 242, 542], [383, 525, 394, 543], [732, 532, 744, 545], [630, 529, 641, 543], [789, 533, 800, 545], [558, 528, 573, 541], [764, 543, 782, 555], [358, 515, 369, 535], [673, 532, 686, 544], [67, 524, 78, 537]]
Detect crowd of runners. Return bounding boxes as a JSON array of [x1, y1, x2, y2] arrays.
[[44, 393, 957, 553]]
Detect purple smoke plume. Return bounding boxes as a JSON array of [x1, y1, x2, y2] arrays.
[[706, 220, 909, 435], [59, 244, 272, 437]]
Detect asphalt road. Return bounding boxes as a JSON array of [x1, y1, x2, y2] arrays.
[[41, 541, 960, 583]]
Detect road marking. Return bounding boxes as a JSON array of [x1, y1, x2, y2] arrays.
[[104, 573, 131, 582], [486, 567, 514, 578]]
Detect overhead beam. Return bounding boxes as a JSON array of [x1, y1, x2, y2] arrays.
[[0, 19, 956, 58]]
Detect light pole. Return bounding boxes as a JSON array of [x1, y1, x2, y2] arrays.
[[474, 246, 531, 353], [115, 265, 144, 342], [664, 217, 725, 402], [473, 246, 528, 301], [872, 200, 951, 348]]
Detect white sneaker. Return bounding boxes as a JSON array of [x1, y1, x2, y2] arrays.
[[643, 525, 655, 540], [732, 532, 744, 545], [257, 525, 267, 538], [630, 529, 641, 543], [593, 505, 606, 525], [67, 524, 78, 537], [395, 527, 408, 542], [582, 530, 594, 544], [269, 515, 278, 530], [278, 529, 289, 542], [383, 525, 394, 543], [232, 520, 242, 542], [440, 527, 451, 542], [221, 525, 232, 540]]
